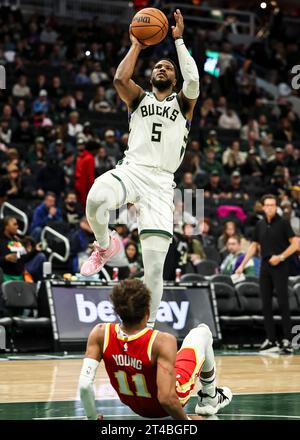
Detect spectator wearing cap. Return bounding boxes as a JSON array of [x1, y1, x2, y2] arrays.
[[12, 118, 34, 146], [267, 168, 289, 197], [204, 170, 226, 199], [265, 148, 285, 176], [202, 147, 223, 176], [32, 89, 49, 114], [242, 148, 263, 177], [95, 146, 115, 177], [205, 130, 222, 159], [48, 139, 66, 164], [218, 108, 241, 130], [226, 171, 249, 201], [222, 140, 247, 174], [27, 137, 47, 167], [102, 129, 121, 161], [76, 138, 86, 157], [75, 141, 100, 208], [89, 86, 112, 113]]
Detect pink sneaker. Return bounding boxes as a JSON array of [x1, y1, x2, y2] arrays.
[[80, 232, 121, 276]]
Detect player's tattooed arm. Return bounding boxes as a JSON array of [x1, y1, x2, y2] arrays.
[[113, 32, 145, 111]]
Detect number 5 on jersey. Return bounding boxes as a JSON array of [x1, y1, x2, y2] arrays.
[[114, 370, 152, 398], [151, 123, 162, 142]]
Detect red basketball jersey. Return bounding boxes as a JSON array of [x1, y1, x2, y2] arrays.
[[102, 323, 168, 418]]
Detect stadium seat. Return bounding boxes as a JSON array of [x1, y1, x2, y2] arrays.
[[211, 282, 241, 315], [2, 281, 52, 352], [179, 273, 206, 283], [235, 282, 262, 314], [196, 260, 219, 276], [209, 274, 234, 286]]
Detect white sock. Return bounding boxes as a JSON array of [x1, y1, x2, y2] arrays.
[[141, 235, 170, 323], [200, 369, 216, 397]]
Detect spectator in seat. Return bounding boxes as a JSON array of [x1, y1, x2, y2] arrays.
[[75, 140, 100, 208], [220, 235, 256, 276], [32, 89, 49, 114], [218, 108, 241, 130], [0, 216, 45, 282], [67, 111, 83, 141], [102, 129, 121, 160], [62, 190, 84, 228], [12, 75, 31, 98], [265, 148, 285, 176], [242, 149, 263, 177], [95, 146, 115, 177], [222, 140, 247, 174], [258, 133, 275, 163], [202, 148, 223, 176], [204, 170, 226, 199], [198, 218, 216, 247], [125, 241, 142, 276], [205, 130, 222, 159], [284, 143, 299, 177], [218, 220, 248, 256], [180, 223, 207, 273], [30, 192, 62, 241], [226, 170, 249, 201]]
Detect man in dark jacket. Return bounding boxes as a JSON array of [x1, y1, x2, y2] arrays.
[[30, 192, 62, 241]]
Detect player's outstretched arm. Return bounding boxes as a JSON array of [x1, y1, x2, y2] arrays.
[[113, 32, 145, 111], [155, 332, 190, 420], [79, 324, 104, 420], [172, 9, 200, 120]]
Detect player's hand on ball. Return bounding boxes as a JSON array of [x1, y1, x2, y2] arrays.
[[172, 9, 184, 39], [129, 30, 147, 49]]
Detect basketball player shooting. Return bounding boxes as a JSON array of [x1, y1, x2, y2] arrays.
[[80, 9, 200, 327], [79, 279, 232, 420]]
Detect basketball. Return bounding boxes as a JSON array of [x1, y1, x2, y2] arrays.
[[130, 8, 169, 46]]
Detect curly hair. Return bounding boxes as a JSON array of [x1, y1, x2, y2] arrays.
[[110, 279, 151, 325]]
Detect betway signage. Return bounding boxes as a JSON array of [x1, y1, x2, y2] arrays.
[[49, 284, 219, 342]]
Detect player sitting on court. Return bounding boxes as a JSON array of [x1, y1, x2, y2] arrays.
[[79, 279, 232, 420]]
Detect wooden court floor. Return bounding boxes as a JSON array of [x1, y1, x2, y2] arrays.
[[1, 353, 300, 420]]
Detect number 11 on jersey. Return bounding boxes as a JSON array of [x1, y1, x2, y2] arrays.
[[114, 370, 152, 398]]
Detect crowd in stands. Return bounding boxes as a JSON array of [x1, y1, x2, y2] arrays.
[[0, 4, 299, 294]]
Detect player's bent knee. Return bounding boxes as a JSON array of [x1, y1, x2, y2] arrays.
[[197, 324, 213, 341]]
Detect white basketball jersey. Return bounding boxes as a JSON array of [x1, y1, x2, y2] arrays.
[[124, 91, 190, 173]]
